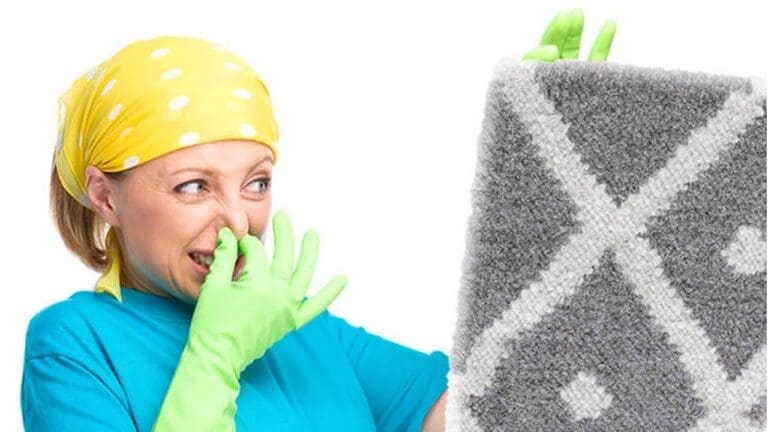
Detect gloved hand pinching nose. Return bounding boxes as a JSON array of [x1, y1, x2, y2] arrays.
[[152, 210, 348, 431], [190, 209, 348, 370]]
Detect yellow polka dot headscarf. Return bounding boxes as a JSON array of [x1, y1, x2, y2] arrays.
[[54, 35, 279, 302]]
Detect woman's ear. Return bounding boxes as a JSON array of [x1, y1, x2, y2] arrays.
[[85, 165, 120, 227]]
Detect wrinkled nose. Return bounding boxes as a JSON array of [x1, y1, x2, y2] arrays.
[[227, 211, 248, 239], [217, 196, 249, 241]]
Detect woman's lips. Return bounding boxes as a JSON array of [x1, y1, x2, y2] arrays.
[[189, 253, 246, 280], [189, 253, 210, 277]]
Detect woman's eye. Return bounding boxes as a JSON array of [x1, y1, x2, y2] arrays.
[[175, 180, 206, 196], [174, 178, 271, 197], [248, 178, 271, 193]]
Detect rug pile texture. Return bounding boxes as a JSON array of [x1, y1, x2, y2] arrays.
[[446, 59, 767, 431]]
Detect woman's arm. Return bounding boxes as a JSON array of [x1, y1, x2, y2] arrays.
[[22, 354, 138, 431], [421, 389, 447, 432]]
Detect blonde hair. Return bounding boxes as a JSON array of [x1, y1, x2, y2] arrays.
[[49, 153, 125, 273]]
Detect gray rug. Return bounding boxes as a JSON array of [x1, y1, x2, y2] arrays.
[[446, 59, 767, 431]]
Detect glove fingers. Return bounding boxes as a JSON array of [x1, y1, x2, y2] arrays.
[[271, 210, 295, 280], [237, 233, 269, 282], [539, 10, 569, 49], [204, 227, 239, 287], [290, 229, 319, 300], [560, 8, 584, 60], [588, 19, 616, 61], [296, 274, 348, 328], [522, 45, 559, 62]]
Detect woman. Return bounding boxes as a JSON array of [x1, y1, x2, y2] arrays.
[[21, 8, 614, 431]]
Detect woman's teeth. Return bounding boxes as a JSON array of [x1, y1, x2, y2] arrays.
[[190, 252, 244, 272], [190, 252, 212, 267]]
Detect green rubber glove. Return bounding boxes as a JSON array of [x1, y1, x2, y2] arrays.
[[152, 210, 347, 431], [522, 8, 616, 62]]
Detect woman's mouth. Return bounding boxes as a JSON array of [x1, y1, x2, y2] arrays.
[[189, 252, 245, 280]]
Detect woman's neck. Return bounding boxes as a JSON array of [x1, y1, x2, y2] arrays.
[[119, 262, 173, 299]]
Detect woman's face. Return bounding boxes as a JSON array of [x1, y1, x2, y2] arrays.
[[85, 140, 274, 303]]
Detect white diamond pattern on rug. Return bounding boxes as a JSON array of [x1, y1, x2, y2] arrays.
[[447, 60, 767, 432]]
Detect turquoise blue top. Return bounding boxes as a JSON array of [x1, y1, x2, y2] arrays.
[[21, 287, 449, 431]]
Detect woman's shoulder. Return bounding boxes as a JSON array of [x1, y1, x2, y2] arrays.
[[24, 291, 119, 358], [27, 291, 119, 329]]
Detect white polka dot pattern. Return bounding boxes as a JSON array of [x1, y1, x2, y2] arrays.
[[107, 104, 122, 120], [123, 155, 140, 168], [101, 79, 116, 96], [85, 66, 99, 81], [168, 95, 189, 111], [53, 35, 281, 300], [179, 131, 200, 146], [161, 68, 182, 80], [240, 123, 256, 137], [233, 88, 251, 100], [151, 47, 170, 58]]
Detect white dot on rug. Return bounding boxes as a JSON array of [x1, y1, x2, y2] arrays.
[[721, 225, 767, 275], [559, 371, 614, 421]]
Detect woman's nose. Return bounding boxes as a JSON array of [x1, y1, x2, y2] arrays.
[[217, 197, 249, 240]]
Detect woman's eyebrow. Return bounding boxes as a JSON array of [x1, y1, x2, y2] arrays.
[[168, 155, 273, 176]]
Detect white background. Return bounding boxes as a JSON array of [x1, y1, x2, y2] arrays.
[[1, 0, 766, 429]]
